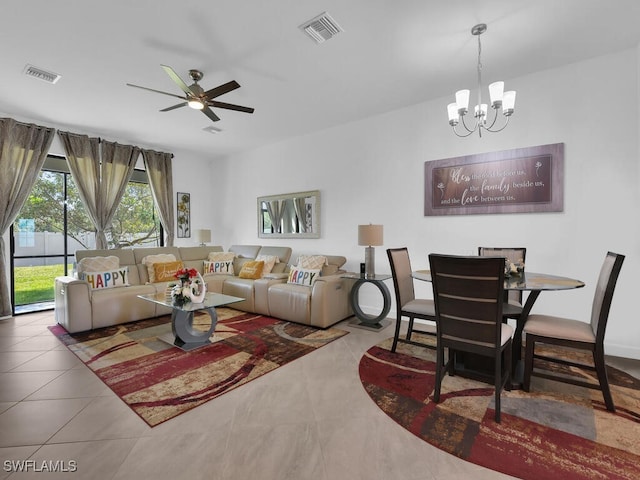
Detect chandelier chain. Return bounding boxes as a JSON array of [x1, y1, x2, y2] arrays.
[[477, 32, 483, 114]]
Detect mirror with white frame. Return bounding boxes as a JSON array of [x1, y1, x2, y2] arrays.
[[257, 190, 320, 239]]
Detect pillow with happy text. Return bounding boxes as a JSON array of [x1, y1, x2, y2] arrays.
[[205, 252, 236, 275], [287, 266, 321, 287], [80, 266, 130, 290], [204, 259, 234, 275]]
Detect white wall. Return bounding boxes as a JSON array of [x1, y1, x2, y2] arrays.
[[212, 48, 640, 359]]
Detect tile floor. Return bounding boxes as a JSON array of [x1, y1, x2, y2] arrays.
[[1, 311, 638, 480]]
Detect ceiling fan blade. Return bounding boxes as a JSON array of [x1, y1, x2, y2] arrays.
[[160, 102, 188, 112], [209, 100, 255, 114], [126, 83, 186, 100], [203, 80, 240, 99], [201, 106, 221, 122], [160, 64, 194, 96]]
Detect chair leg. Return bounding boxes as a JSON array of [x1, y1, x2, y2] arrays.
[[391, 313, 402, 353], [593, 346, 615, 412], [406, 316, 415, 341], [494, 354, 502, 423], [447, 349, 456, 376], [434, 344, 445, 403], [523, 335, 535, 392], [504, 340, 513, 392]]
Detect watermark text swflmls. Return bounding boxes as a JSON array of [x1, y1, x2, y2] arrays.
[[3, 460, 78, 473]]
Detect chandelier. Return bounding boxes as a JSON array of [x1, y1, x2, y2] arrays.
[[447, 24, 516, 137]]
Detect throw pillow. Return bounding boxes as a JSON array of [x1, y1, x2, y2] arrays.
[[80, 266, 129, 290], [208, 252, 236, 262], [297, 255, 327, 270], [153, 261, 185, 282], [287, 266, 321, 287], [77, 255, 120, 277], [256, 254, 279, 274], [238, 260, 265, 279], [142, 253, 177, 283], [203, 259, 234, 275]]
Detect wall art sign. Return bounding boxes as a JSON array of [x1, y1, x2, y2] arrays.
[[424, 143, 564, 216], [177, 192, 191, 238]]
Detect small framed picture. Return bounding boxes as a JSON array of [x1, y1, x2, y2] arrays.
[[177, 192, 191, 238]]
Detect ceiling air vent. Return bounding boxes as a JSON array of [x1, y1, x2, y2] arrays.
[[23, 64, 61, 84], [300, 12, 343, 44]]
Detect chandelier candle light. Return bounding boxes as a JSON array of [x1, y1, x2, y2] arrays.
[[358, 224, 383, 278], [447, 23, 516, 137]]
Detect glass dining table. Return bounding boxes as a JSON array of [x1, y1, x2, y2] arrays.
[[412, 269, 585, 387]]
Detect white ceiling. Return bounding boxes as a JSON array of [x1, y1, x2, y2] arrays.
[[3, 0, 640, 159]]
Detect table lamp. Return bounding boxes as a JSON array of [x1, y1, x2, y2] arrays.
[[195, 229, 211, 246], [358, 224, 383, 278]]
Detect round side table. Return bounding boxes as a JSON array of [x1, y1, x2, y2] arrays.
[[345, 274, 392, 330]]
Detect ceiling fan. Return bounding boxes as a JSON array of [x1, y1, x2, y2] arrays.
[[126, 65, 254, 122]]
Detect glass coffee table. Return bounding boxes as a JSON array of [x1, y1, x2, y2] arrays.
[[138, 292, 243, 351]]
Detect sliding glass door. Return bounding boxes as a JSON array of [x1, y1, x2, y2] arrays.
[[10, 156, 162, 314]]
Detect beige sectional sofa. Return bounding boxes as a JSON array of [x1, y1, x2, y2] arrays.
[[54, 244, 354, 333]]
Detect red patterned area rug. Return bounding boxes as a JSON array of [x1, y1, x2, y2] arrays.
[[359, 336, 640, 480], [50, 308, 348, 427]]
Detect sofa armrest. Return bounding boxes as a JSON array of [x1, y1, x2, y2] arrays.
[[54, 276, 92, 333], [309, 275, 353, 328]]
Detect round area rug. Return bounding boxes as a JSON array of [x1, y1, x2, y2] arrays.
[[359, 336, 640, 480]]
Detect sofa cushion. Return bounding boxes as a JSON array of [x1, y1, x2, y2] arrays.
[[142, 253, 177, 283], [287, 266, 321, 287], [153, 261, 184, 282], [239, 260, 265, 279], [80, 266, 130, 290], [77, 255, 120, 276]]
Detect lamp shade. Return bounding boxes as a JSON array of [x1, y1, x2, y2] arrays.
[[195, 229, 211, 244], [358, 224, 383, 246]]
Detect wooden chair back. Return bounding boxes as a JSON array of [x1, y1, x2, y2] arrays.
[[478, 247, 526, 305], [429, 254, 505, 353], [591, 252, 625, 344]]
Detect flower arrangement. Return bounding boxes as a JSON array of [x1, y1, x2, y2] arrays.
[[170, 268, 205, 306], [504, 259, 525, 278], [175, 267, 198, 283]]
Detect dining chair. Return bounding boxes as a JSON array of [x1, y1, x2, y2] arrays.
[[429, 254, 513, 422], [386, 248, 437, 353], [523, 251, 625, 412], [478, 247, 527, 322]]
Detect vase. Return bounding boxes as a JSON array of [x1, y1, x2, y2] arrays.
[[186, 272, 206, 303]]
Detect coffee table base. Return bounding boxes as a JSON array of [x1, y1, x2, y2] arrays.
[[159, 307, 219, 351]]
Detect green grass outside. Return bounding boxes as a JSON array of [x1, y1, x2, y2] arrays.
[[14, 264, 71, 305]]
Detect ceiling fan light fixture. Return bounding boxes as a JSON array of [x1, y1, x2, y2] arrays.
[[188, 99, 205, 110]]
